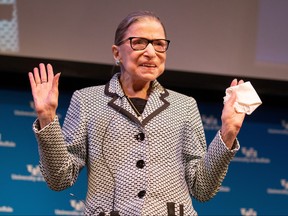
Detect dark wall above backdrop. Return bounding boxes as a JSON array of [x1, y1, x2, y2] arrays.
[[1, 55, 288, 108]]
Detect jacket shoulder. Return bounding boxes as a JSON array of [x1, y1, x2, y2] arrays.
[[166, 89, 197, 104], [71, 85, 106, 98]]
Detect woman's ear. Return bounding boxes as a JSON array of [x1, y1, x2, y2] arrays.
[[112, 45, 120, 63]]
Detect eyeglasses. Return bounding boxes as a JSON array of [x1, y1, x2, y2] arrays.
[[118, 37, 170, 53]]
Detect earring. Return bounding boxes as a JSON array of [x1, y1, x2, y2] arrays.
[[116, 59, 120, 65]]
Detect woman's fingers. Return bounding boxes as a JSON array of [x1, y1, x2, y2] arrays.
[[28, 72, 37, 89], [230, 78, 245, 87], [47, 63, 54, 83], [33, 66, 41, 85], [230, 78, 237, 87], [39, 63, 48, 83], [238, 79, 244, 85], [29, 63, 54, 86]]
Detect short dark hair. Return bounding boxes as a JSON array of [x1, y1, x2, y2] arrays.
[[114, 11, 167, 45]]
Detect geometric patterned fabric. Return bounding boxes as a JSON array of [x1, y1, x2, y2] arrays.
[[33, 73, 239, 215]]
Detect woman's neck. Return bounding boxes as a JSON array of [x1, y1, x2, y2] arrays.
[[120, 75, 151, 99]]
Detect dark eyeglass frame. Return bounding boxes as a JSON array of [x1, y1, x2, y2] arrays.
[[117, 37, 170, 53]]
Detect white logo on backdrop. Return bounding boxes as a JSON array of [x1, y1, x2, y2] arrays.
[[14, 101, 62, 118], [14, 101, 38, 117], [219, 185, 231, 192], [54, 199, 85, 215], [0, 206, 13, 213], [202, 114, 221, 130], [233, 147, 271, 164], [240, 208, 257, 216], [0, 133, 16, 147], [11, 164, 45, 182], [267, 179, 288, 195], [268, 119, 288, 135]]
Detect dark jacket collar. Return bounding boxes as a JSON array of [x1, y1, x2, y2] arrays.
[[104, 73, 170, 126]]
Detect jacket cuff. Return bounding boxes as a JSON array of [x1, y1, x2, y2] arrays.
[[218, 130, 240, 153], [32, 116, 59, 133]]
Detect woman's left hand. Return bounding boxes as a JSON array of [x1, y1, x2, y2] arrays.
[[220, 79, 246, 149]]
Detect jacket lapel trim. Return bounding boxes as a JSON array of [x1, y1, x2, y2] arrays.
[[142, 89, 170, 126], [104, 73, 170, 126], [105, 83, 143, 125]]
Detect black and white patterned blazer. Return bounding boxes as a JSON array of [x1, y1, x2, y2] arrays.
[[33, 73, 239, 216]]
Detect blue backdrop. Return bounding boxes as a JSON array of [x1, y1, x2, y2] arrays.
[[0, 88, 287, 215]]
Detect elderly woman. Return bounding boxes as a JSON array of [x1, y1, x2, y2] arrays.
[[28, 10, 245, 216]]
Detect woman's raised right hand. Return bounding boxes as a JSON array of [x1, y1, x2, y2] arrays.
[[28, 63, 61, 129]]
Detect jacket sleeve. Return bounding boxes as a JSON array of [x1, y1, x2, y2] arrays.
[[32, 90, 87, 191], [184, 97, 239, 202]]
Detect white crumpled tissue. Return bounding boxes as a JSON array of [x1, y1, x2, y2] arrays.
[[223, 81, 262, 115]]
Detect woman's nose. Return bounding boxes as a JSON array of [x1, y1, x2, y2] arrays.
[[143, 43, 156, 58]]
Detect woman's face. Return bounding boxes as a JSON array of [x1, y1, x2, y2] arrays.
[[113, 18, 167, 84]]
